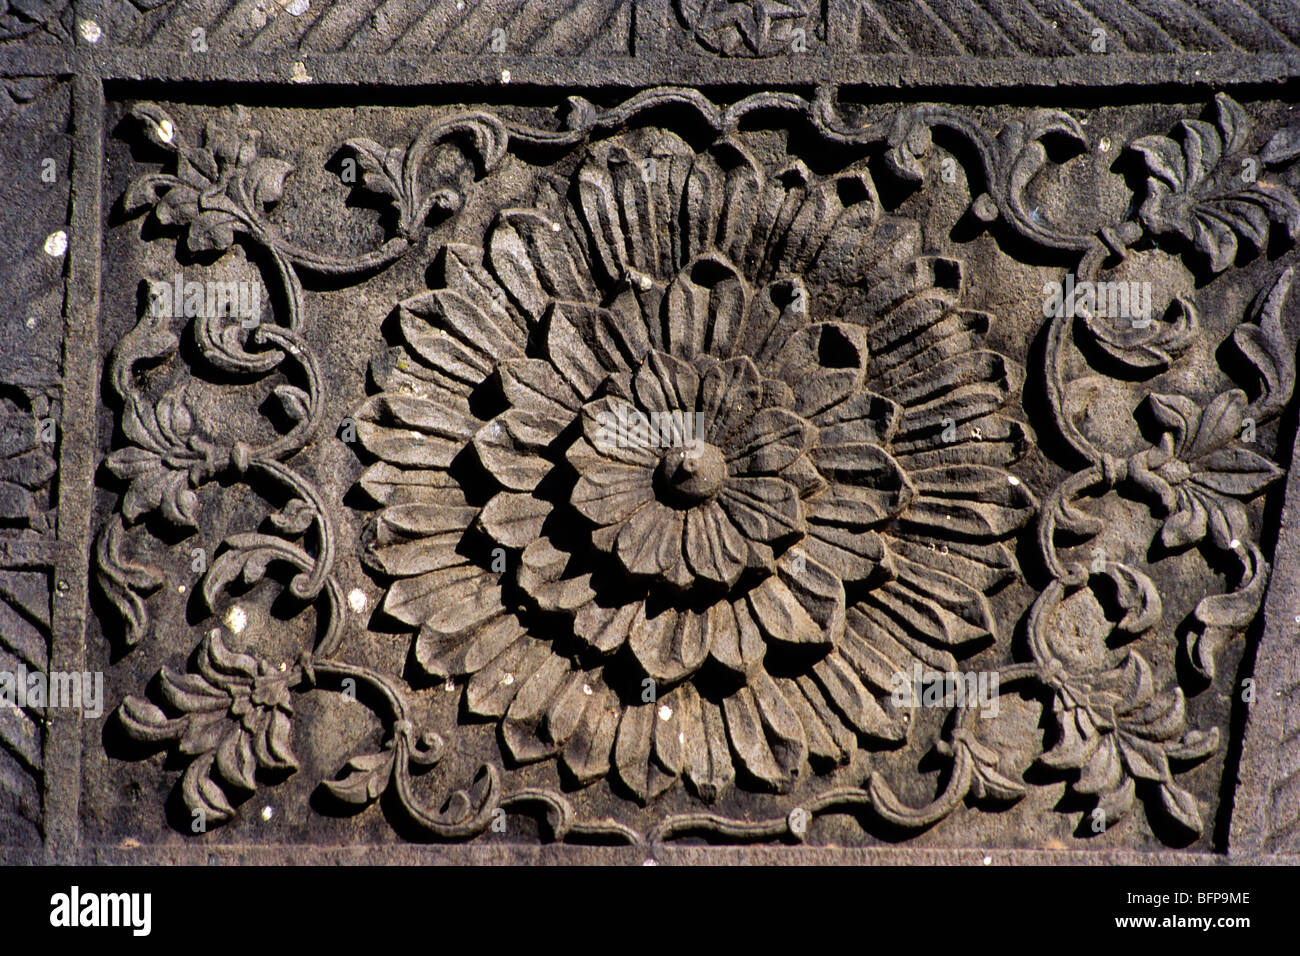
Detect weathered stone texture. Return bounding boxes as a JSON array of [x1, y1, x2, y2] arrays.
[[2, 0, 1300, 864]]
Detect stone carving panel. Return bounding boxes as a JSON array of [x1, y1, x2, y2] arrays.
[[78, 86, 1300, 854], [0, 0, 1297, 866]]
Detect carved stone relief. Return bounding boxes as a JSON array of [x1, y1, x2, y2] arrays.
[[4, 0, 1300, 864], [77, 86, 1299, 854]]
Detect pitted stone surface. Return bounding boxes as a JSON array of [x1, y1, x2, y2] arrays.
[[2, 0, 1300, 864]]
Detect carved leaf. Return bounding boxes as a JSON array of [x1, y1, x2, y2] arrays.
[[1098, 563, 1162, 635], [1231, 267, 1296, 418], [180, 753, 233, 823], [1190, 543, 1270, 679], [268, 498, 315, 537], [94, 517, 164, 647], [1261, 126, 1300, 165], [960, 733, 1027, 803], [343, 137, 409, 214], [1082, 294, 1196, 373], [247, 157, 294, 207], [272, 384, 310, 422], [324, 751, 395, 806], [1159, 782, 1205, 836]]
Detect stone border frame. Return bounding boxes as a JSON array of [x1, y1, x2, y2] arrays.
[[3, 0, 1299, 865]]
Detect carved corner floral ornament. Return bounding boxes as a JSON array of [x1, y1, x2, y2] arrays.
[[119, 629, 301, 823], [97, 90, 1300, 848]]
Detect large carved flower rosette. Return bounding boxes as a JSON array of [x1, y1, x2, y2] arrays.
[[354, 127, 1036, 804]]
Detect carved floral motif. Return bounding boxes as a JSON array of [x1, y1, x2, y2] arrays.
[[1131, 94, 1300, 273], [119, 630, 300, 823], [356, 125, 1035, 802], [675, 0, 811, 57]]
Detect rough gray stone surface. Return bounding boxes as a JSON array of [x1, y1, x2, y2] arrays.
[[1, 0, 1300, 865]]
